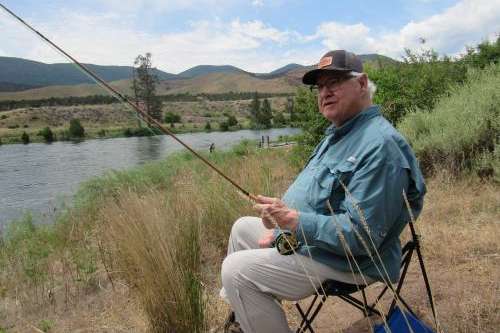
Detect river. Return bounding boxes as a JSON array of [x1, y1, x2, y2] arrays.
[[0, 128, 300, 228]]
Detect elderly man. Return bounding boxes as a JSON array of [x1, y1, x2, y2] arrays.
[[221, 50, 426, 333]]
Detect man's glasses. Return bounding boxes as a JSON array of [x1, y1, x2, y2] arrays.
[[309, 75, 355, 93]]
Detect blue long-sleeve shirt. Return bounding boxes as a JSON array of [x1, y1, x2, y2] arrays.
[[282, 105, 426, 283]]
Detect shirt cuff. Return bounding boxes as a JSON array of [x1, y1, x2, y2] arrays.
[[295, 212, 318, 244]]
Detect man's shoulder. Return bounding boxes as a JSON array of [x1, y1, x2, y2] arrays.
[[354, 115, 415, 167]]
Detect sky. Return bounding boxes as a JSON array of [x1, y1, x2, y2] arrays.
[[1, 0, 499, 74]]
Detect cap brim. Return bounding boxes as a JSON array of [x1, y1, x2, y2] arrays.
[[302, 68, 352, 85]]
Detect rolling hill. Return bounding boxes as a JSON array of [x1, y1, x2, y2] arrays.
[[0, 56, 176, 89], [0, 54, 396, 101]]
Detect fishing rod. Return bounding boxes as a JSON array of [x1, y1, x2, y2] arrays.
[[0, 3, 253, 200]]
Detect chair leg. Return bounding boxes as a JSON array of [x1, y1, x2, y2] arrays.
[[296, 295, 327, 333]]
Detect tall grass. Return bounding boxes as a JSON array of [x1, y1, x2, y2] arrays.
[[398, 63, 500, 178], [93, 144, 296, 331]]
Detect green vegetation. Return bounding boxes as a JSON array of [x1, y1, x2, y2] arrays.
[[132, 53, 163, 122], [164, 111, 181, 125], [21, 131, 30, 144], [69, 118, 85, 138], [398, 63, 499, 179], [38, 126, 54, 143], [249, 93, 274, 128], [293, 38, 500, 175]]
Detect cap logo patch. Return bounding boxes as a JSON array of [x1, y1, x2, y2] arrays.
[[318, 56, 332, 69]]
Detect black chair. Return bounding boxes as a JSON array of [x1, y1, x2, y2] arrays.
[[295, 220, 437, 333]]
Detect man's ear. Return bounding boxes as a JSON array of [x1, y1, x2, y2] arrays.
[[358, 74, 368, 91]]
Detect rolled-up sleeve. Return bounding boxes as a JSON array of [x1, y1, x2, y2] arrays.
[[296, 160, 410, 257]]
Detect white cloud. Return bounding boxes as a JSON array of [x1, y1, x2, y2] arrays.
[[251, 0, 264, 7], [0, 8, 297, 73], [1, 0, 499, 74], [315, 0, 500, 58]]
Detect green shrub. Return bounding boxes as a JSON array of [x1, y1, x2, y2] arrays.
[[398, 63, 500, 178], [0, 114, 7, 120], [164, 111, 181, 125], [368, 49, 467, 124], [38, 127, 54, 143], [204, 121, 211, 131], [21, 131, 30, 144], [219, 121, 229, 131], [39, 319, 53, 332], [69, 118, 85, 138]]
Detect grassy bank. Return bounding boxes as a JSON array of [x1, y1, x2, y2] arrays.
[[0, 96, 291, 145], [0, 143, 498, 332]]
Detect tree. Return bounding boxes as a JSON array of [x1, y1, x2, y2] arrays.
[[69, 119, 85, 138], [273, 112, 286, 126], [286, 97, 298, 122], [219, 121, 229, 131], [38, 127, 54, 143], [205, 121, 211, 131], [132, 53, 163, 122], [164, 111, 181, 125], [249, 92, 261, 124], [259, 98, 273, 128], [227, 114, 238, 127], [21, 131, 30, 144]]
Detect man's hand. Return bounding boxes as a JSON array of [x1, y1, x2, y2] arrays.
[[258, 229, 275, 248], [253, 195, 299, 231]]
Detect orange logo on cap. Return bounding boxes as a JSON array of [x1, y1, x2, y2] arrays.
[[318, 56, 332, 69]]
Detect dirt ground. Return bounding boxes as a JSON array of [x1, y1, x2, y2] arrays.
[[1, 175, 498, 332]]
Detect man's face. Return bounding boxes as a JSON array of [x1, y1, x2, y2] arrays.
[[316, 72, 366, 126]]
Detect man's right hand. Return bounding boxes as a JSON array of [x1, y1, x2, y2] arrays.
[[258, 229, 275, 248]]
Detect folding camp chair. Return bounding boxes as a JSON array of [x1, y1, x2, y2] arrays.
[[295, 220, 438, 333]]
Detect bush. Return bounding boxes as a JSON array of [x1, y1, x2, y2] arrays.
[[398, 63, 500, 178], [367, 49, 467, 124], [21, 131, 30, 144], [69, 119, 85, 138], [219, 121, 229, 131], [164, 111, 181, 124], [227, 115, 238, 127], [0, 114, 7, 120], [38, 127, 54, 143], [204, 121, 211, 131]]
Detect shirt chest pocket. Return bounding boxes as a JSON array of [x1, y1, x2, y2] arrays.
[[308, 162, 356, 213]]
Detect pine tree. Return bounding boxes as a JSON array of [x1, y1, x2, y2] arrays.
[[260, 98, 273, 128], [249, 92, 261, 124], [132, 53, 163, 122]]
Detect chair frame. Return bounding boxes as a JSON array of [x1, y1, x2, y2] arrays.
[[295, 220, 437, 333]]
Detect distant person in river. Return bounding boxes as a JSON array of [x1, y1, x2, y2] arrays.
[[220, 50, 427, 333], [209, 143, 215, 153]]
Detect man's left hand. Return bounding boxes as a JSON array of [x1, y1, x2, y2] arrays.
[[253, 195, 299, 231]]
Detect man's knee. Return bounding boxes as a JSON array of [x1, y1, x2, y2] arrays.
[[221, 252, 247, 291], [230, 216, 258, 239]]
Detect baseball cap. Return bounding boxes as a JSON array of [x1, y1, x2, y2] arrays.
[[302, 50, 363, 85]]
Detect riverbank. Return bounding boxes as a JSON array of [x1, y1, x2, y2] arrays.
[[0, 97, 291, 145], [0, 146, 498, 332]]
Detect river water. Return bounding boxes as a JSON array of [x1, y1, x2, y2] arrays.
[[0, 128, 300, 228]]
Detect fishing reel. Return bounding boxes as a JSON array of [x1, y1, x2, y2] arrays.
[[274, 230, 300, 255]]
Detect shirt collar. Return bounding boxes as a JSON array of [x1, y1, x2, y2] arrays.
[[324, 105, 381, 138]]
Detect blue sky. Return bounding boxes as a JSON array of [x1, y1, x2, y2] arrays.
[[1, 0, 499, 73]]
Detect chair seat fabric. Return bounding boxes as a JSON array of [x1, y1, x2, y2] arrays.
[[322, 279, 367, 296]]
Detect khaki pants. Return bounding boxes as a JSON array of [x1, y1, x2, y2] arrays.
[[220, 216, 368, 333]]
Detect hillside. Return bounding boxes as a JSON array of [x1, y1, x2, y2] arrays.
[[0, 71, 300, 101], [177, 65, 248, 78], [0, 56, 175, 90], [0, 54, 396, 100]]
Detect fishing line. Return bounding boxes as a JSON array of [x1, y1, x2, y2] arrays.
[[0, 3, 253, 199]]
